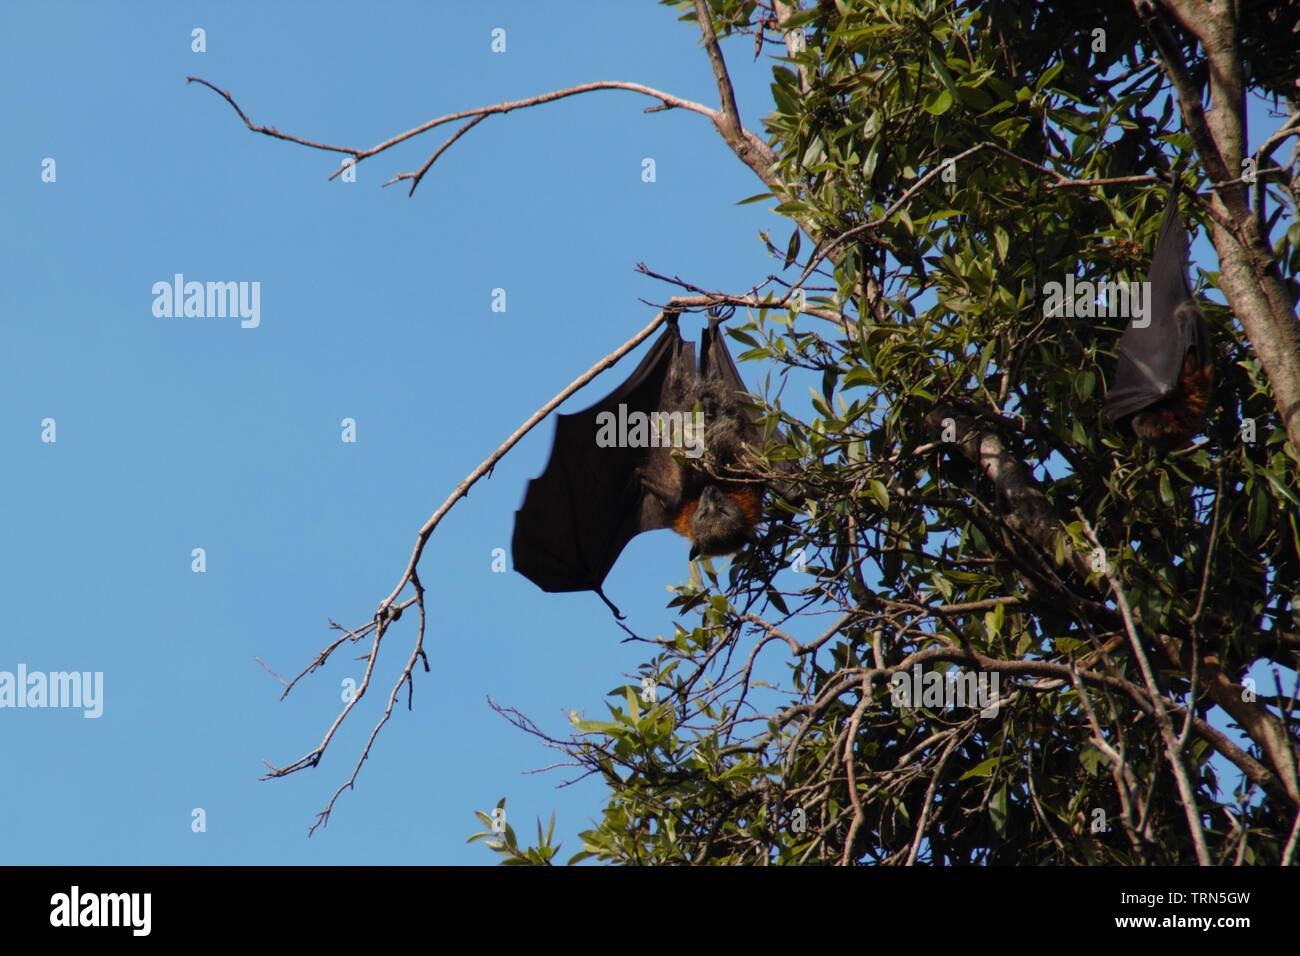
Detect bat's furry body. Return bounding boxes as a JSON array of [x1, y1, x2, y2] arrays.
[[1128, 352, 1214, 451], [641, 369, 764, 558]]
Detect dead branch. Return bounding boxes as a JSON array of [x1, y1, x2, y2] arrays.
[[188, 75, 721, 186]]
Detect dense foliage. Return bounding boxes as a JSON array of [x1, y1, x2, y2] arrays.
[[476, 0, 1300, 864]]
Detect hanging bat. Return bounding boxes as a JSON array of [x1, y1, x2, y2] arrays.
[[511, 314, 765, 614], [1103, 186, 1214, 450]]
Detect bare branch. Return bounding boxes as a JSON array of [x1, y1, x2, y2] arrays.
[[185, 76, 361, 157], [691, 0, 743, 135], [189, 76, 721, 184], [383, 114, 489, 196], [262, 306, 692, 824]]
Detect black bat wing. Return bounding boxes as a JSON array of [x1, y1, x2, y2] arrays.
[[700, 315, 749, 394], [1104, 191, 1207, 426], [512, 321, 694, 598], [699, 315, 770, 458]]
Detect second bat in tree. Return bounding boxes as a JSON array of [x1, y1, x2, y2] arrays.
[[1104, 185, 1214, 450]]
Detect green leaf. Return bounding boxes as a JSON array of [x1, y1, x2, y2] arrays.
[[960, 757, 1001, 780], [572, 719, 623, 735], [870, 479, 891, 510], [1034, 62, 1064, 92], [1249, 481, 1268, 541], [844, 366, 876, 389], [1261, 468, 1300, 507], [1158, 472, 1175, 507], [929, 48, 958, 97], [989, 785, 1008, 835], [993, 226, 1009, 264], [977, 337, 997, 379], [983, 609, 1000, 637], [922, 88, 954, 116], [784, 228, 802, 269]]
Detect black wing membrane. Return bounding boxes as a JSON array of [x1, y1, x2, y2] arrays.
[[700, 315, 749, 393], [698, 315, 765, 463], [1104, 189, 1210, 427], [511, 320, 694, 600]]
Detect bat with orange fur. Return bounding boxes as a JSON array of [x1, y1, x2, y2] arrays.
[[512, 314, 765, 614], [1104, 185, 1214, 451]]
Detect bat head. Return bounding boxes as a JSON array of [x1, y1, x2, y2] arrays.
[[688, 485, 754, 559]]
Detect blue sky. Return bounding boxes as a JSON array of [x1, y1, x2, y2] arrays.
[[0, 1, 783, 864]]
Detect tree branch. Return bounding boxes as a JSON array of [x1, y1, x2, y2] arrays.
[[188, 75, 721, 182]]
